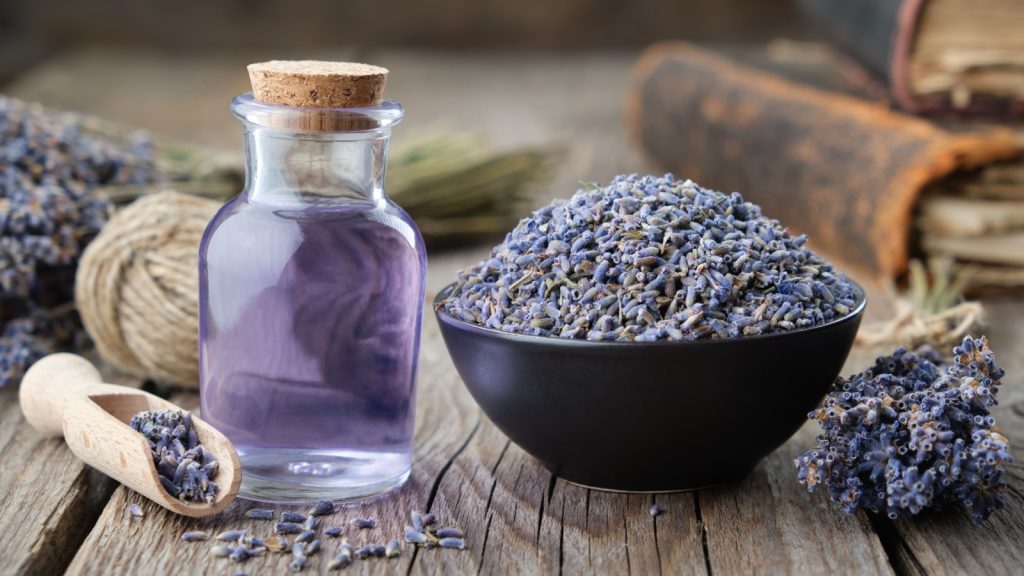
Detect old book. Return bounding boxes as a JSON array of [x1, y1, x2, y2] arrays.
[[626, 42, 1020, 282], [797, 0, 1024, 116]]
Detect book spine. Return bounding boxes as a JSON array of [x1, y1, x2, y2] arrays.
[[797, 0, 1020, 116], [626, 42, 1019, 280]]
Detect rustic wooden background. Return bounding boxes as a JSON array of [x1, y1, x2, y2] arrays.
[[0, 0, 810, 82], [1, 46, 1023, 575]]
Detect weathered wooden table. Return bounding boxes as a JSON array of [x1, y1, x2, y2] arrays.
[[2, 48, 1023, 576]]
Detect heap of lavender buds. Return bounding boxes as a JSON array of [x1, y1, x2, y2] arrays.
[[795, 336, 1011, 522], [440, 174, 857, 341], [0, 96, 159, 386], [130, 410, 218, 504]]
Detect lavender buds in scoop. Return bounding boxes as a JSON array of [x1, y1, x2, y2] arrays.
[[131, 410, 219, 504]]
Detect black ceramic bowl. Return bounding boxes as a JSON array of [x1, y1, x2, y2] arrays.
[[435, 282, 865, 491]]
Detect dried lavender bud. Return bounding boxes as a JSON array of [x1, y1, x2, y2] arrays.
[[243, 536, 264, 548], [439, 175, 857, 342], [128, 503, 143, 518], [385, 539, 401, 558], [369, 544, 387, 557], [420, 513, 436, 527], [308, 500, 334, 516], [292, 542, 307, 558], [295, 530, 316, 544], [215, 530, 246, 542], [276, 522, 303, 534], [306, 539, 321, 556], [130, 410, 217, 504], [795, 336, 1011, 523], [304, 515, 318, 530], [245, 508, 275, 520], [289, 555, 306, 572], [350, 517, 376, 529], [434, 527, 464, 538], [181, 531, 209, 542], [211, 545, 232, 558], [229, 547, 253, 563], [281, 511, 307, 523], [263, 535, 289, 552], [438, 537, 466, 550], [353, 546, 372, 559], [324, 526, 343, 537], [410, 511, 424, 532], [404, 526, 428, 544], [649, 503, 664, 517]]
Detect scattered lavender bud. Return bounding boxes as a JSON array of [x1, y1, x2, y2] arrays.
[[420, 513, 437, 527], [181, 531, 209, 542], [439, 175, 858, 343], [292, 543, 307, 558], [351, 517, 377, 529], [131, 410, 218, 504], [295, 530, 316, 544], [796, 336, 1011, 523], [229, 547, 252, 563], [276, 522, 303, 534], [245, 508, 275, 520], [324, 526, 343, 537], [306, 539, 321, 556], [438, 537, 466, 550], [211, 545, 232, 558], [304, 515, 318, 530], [281, 511, 307, 523], [410, 511, 424, 532], [385, 539, 401, 558], [649, 503, 664, 517], [435, 527, 464, 538], [243, 535, 264, 548], [353, 546, 372, 559], [215, 530, 246, 542], [289, 555, 306, 572], [369, 544, 387, 557], [128, 503, 143, 519], [404, 526, 428, 544], [309, 500, 334, 516]]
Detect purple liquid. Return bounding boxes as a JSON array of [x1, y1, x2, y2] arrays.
[[199, 194, 425, 501]]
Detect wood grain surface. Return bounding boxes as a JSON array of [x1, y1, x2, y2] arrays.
[[1, 47, 1023, 576]]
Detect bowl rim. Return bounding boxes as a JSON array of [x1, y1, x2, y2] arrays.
[[433, 278, 866, 347]]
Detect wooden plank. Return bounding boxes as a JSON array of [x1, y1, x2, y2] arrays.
[[700, 426, 895, 575], [0, 360, 139, 576], [0, 388, 117, 576]]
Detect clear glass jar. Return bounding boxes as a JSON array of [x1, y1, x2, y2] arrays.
[[199, 94, 425, 502]]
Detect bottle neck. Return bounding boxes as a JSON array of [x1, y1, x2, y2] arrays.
[[243, 126, 390, 206]]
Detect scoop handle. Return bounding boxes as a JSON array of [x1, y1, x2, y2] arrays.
[[19, 353, 105, 437]]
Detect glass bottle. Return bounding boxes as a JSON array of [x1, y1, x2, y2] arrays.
[[199, 93, 425, 502]]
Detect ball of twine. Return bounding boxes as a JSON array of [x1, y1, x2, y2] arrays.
[[76, 190, 220, 388]]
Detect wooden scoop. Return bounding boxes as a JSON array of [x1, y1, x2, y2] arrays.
[[18, 353, 240, 517]]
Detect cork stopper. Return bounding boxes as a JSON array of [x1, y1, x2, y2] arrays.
[[248, 61, 388, 109]]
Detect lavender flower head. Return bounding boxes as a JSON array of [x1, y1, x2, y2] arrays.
[[795, 336, 1011, 522], [440, 174, 857, 341]]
